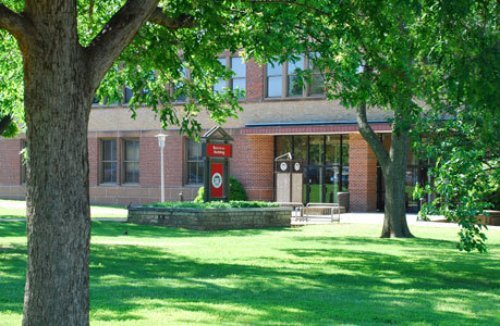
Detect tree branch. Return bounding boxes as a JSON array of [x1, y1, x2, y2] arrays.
[[86, 1, 196, 90], [356, 102, 390, 168], [0, 3, 35, 45], [86, 0, 159, 89], [149, 7, 195, 29]]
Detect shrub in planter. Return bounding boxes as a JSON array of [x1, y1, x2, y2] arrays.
[[193, 176, 247, 202]]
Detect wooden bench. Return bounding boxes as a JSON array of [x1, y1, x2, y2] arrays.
[[303, 203, 341, 223]]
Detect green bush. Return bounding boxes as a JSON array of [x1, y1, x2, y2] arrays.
[[145, 201, 278, 210], [229, 176, 247, 201], [193, 186, 204, 203], [193, 176, 247, 202]]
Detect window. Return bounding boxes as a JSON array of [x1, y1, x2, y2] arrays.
[[214, 56, 246, 98], [266, 53, 324, 98], [186, 139, 204, 184], [123, 139, 139, 184], [231, 57, 246, 95], [287, 54, 305, 97], [101, 139, 118, 184], [267, 61, 283, 98]]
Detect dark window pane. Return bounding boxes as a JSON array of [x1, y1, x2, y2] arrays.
[[309, 136, 324, 165], [186, 139, 204, 184], [102, 162, 117, 183], [276, 136, 292, 157], [309, 74, 324, 95], [102, 140, 117, 161], [124, 140, 139, 161], [287, 75, 303, 97], [124, 162, 139, 183], [124, 87, 133, 103], [293, 136, 307, 162], [187, 139, 202, 160], [326, 135, 341, 164]]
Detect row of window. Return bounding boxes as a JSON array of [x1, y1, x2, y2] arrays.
[[94, 54, 325, 105], [99, 138, 204, 186], [100, 139, 140, 184]]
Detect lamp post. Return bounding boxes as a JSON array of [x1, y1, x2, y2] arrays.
[[156, 133, 167, 202]]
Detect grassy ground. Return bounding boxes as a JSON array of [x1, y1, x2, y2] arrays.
[[0, 199, 127, 219], [0, 218, 499, 325]]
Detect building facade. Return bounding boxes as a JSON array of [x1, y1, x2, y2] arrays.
[[0, 55, 425, 212]]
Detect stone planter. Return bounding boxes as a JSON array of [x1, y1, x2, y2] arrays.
[[127, 206, 292, 230], [476, 210, 500, 226]]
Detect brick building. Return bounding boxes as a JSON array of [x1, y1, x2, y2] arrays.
[[0, 54, 426, 212]]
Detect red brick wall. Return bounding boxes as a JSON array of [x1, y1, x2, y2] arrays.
[[246, 59, 264, 101], [230, 132, 274, 200], [0, 138, 25, 199], [88, 138, 98, 186], [0, 139, 22, 185], [348, 134, 378, 212]]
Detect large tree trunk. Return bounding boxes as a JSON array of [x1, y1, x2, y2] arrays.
[[21, 3, 92, 325], [380, 131, 414, 238], [356, 104, 414, 238]]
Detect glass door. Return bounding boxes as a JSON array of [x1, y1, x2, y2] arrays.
[[304, 165, 322, 203]]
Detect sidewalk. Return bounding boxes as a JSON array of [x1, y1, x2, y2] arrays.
[[293, 212, 500, 229]]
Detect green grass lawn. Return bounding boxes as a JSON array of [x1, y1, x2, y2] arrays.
[[1, 220, 499, 325], [0, 199, 127, 219]]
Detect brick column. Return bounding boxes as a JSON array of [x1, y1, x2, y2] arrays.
[[348, 133, 377, 212], [88, 137, 98, 186], [230, 133, 274, 201]]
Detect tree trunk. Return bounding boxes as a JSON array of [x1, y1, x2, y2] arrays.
[[356, 103, 414, 238], [21, 5, 92, 325], [380, 131, 414, 238]]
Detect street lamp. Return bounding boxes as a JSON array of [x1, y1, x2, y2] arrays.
[[156, 133, 168, 202]]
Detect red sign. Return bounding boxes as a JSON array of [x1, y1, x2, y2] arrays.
[[210, 162, 224, 198], [207, 144, 232, 158]]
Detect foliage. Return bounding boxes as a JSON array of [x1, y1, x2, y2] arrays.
[[1, 221, 500, 325], [0, 0, 257, 139], [145, 200, 277, 210], [228, 176, 247, 201], [193, 185, 205, 203], [241, 0, 498, 248], [194, 176, 247, 202], [413, 0, 499, 252], [415, 111, 499, 252]]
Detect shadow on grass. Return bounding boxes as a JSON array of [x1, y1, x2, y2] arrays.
[[0, 221, 297, 239], [91, 221, 298, 238], [88, 245, 499, 324], [1, 222, 499, 324]]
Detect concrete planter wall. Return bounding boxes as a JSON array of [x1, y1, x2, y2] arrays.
[[127, 206, 292, 230], [476, 210, 500, 226]]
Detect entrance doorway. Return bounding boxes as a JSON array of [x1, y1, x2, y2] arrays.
[[275, 134, 349, 204]]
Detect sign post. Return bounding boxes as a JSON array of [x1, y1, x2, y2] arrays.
[[202, 126, 233, 202]]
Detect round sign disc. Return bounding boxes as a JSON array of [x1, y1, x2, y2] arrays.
[[211, 172, 223, 189]]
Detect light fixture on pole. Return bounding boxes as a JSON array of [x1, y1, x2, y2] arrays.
[[156, 133, 168, 202]]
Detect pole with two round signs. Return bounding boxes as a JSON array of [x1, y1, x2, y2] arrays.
[[202, 126, 233, 202]]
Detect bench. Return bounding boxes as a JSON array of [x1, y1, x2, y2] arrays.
[[275, 202, 305, 219], [303, 203, 341, 223]]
